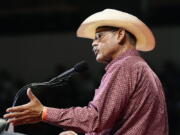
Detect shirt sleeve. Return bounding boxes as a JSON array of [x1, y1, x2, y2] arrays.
[[42, 66, 132, 133]]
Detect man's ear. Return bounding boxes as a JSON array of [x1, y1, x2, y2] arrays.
[[117, 29, 126, 45]]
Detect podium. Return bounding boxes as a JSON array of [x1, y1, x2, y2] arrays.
[[0, 131, 26, 135], [0, 119, 27, 135]]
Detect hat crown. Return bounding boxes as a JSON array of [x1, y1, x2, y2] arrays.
[[83, 9, 139, 25]]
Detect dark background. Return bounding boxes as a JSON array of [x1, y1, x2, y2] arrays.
[[0, 0, 180, 135]]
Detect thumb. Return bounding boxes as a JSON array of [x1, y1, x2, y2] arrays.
[[27, 88, 36, 101]]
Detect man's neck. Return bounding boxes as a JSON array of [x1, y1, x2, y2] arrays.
[[113, 43, 136, 59]]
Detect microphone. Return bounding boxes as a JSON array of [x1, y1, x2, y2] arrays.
[[48, 61, 88, 83]]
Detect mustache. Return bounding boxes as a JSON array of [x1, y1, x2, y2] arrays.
[[92, 47, 98, 55]]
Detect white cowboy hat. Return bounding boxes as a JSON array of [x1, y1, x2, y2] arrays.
[[77, 9, 155, 51]]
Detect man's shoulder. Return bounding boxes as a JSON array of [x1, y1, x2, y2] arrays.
[[115, 55, 147, 68], [106, 55, 148, 74]]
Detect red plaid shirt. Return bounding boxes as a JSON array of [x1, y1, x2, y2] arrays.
[[43, 49, 169, 135]]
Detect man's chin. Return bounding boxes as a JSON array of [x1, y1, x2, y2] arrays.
[[96, 56, 107, 64]]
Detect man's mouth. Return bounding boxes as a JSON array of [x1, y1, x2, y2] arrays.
[[93, 48, 99, 56]]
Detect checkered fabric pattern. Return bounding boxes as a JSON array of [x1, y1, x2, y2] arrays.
[[43, 49, 168, 135]]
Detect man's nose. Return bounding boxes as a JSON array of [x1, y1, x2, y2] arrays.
[[92, 40, 98, 47]]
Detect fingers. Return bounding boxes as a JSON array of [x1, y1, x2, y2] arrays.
[[3, 88, 43, 126], [7, 115, 29, 123], [27, 88, 36, 101], [4, 110, 29, 119], [6, 104, 28, 113], [6, 115, 37, 126], [5, 88, 35, 113]]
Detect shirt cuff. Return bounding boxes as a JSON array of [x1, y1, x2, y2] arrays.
[[42, 107, 48, 120]]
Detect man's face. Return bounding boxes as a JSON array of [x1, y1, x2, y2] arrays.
[[92, 27, 122, 63]]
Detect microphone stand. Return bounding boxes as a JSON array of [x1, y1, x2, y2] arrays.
[[12, 70, 77, 107], [2, 60, 88, 134], [4, 71, 77, 133]]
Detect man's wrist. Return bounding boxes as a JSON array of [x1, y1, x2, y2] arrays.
[[41, 107, 48, 121]]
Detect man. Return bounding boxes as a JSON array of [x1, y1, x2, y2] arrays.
[[3, 9, 168, 135]]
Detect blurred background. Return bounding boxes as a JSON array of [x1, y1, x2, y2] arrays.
[[0, 0, 179, 135]]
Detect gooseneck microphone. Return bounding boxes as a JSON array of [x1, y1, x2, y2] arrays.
[[49, 61, 88, 83], [2, 61, 88, 134], [12, 61, 88, 107]]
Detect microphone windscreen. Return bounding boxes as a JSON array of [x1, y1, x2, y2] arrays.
[[74, 61, 88, 72]]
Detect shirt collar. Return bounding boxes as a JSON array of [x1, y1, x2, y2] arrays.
[[105, 49, 140, 71]]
